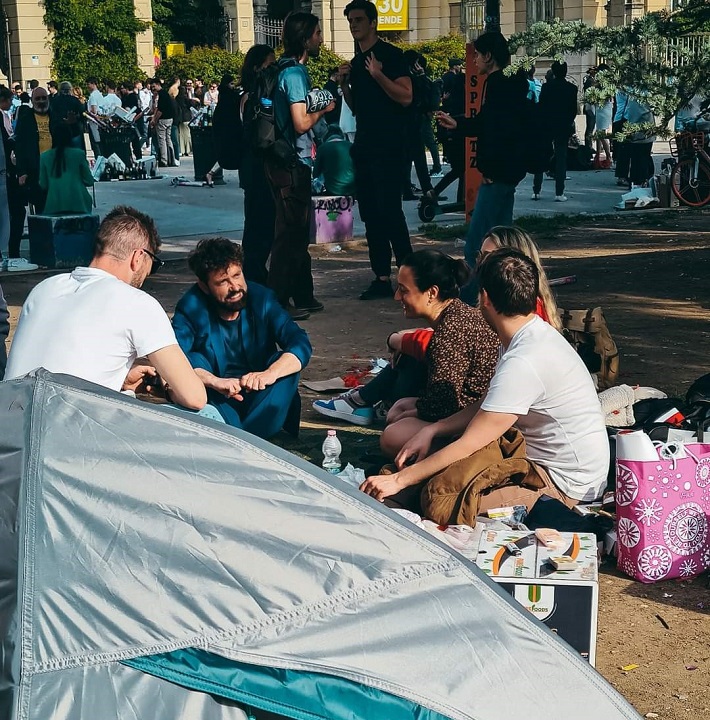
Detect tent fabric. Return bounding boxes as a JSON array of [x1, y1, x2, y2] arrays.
[[0, 371, 642, 720], [126, 650, 454, 720]]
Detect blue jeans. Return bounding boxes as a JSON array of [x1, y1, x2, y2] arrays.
[[460, 182, 517, 305]]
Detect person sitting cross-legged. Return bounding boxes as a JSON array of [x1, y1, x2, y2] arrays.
[[173, 237, 312, 438], [360, 248, 609, 517]]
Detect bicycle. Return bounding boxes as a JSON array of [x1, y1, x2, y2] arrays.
[[669, 114, 710, 208]]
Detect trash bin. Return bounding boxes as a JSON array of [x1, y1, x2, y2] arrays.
[[190, 126, 224, 183], [98, 125, 134, 168]]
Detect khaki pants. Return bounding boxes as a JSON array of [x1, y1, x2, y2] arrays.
[[477, 463, 578, 513]]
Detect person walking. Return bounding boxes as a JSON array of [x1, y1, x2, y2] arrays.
[[339, 0, 413, 300], [535, 60, 578, 202]]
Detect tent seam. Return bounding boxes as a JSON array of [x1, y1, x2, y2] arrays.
[[30, 558, 461, 672]]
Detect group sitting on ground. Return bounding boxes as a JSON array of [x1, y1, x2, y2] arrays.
[[2, 204, 608, 525], [3, 206, 309, 439]]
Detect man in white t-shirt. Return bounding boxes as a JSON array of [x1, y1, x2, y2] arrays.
[[86, 77, 104, 157], [4, 206, 207, 412], [361, 247, 609, 508]]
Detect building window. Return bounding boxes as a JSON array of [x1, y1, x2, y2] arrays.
[[526, 0, 555, 26], [460, 0, 485, 40]]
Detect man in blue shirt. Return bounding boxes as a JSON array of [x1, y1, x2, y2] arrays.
[[173, 238, 312, 438], [265, 12, 335, 321]]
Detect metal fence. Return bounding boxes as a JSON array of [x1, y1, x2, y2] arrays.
[[254, 16, 284, 49]]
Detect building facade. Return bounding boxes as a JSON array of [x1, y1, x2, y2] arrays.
[[0, 0, 154, 87], [0, 0, 678, 87]]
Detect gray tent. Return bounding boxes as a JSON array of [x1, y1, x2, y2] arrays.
[[0, 371, 641, 720]]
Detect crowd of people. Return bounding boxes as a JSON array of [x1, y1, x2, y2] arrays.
[[4, 0, 705, 527]]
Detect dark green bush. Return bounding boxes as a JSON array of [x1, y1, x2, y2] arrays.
[[394, 35, 467, 79], [155, 46, 245, 83]]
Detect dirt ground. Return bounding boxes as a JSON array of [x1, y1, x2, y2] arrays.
[[2, 209, 709, 718]]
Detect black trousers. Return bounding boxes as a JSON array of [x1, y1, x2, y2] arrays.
[[433, 136, 465, 202], [421, 117, 441, 173], [353, 146, 412, 279], [628, 143, 654, 186], [7, 176, 26, 258], [358, 354, 427, 407], [240, 154, 275, 286], [264, 159, 314, 307]]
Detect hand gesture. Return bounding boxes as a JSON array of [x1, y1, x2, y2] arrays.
[[394, 424, 436, 469], [359, 472, 404, 502], [239, 370, 276, 393], [365, 53, 383, 79], [18, 174, 27, 186], [338, 63, 351, 85], [212, 377, 243, 401], [435, 111, 457, 130]]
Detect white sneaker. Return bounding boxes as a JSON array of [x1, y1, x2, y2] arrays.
[[4, 257, 39, 272], [171, 160, 181, 167], [531, 192, 540, 200], [555, 194, 568, 202]]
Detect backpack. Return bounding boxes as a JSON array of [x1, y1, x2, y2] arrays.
[[558, 307, 619, 390], [212, 87, 244, 171], [242, 58, 298, 166]]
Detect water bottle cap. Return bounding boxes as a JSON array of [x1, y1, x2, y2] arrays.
[[327, 429, 336, 436]]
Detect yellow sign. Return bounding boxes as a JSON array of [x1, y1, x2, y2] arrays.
[[376, 0, 408, 31], [166, 43, 186, 57]]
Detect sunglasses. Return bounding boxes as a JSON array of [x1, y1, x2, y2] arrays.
[[142, 248, 164, 275]]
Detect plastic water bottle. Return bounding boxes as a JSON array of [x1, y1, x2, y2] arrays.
[[321, 430, 342, 474]]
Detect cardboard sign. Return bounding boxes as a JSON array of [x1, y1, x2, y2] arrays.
[[464, 43, 484, 218], [375, 0, 408, 31]]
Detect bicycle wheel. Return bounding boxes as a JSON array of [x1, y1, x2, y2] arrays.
[[671, 157, 710, 207]]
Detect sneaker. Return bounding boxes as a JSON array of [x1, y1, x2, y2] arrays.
[[359, 279, 393, 301], [313, 394, 374, 426], [4, 258, 39, 272], [429, 170, 444, 178], [294, 297, 325, 313], [555, 194, 568, 202], [531, 192, 540, 200], [171, 160, 181, 167]]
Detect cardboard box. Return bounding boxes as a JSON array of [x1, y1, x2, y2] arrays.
[[476, 530, 599, 665]]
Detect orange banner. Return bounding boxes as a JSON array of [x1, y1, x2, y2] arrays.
[[464, 43, 484, 219]]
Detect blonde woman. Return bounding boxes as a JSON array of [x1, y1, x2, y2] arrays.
[[478, 225, 562, 332]]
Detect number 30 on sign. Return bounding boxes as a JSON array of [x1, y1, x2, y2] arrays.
[[376, 0, 408, 30]]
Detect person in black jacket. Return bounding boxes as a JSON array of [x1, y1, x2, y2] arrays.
[[436, 31, 528, 303], [535, 61, 578, 201]]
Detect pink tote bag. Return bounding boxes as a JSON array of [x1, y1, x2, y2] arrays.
[[615, 433, 710, 583]]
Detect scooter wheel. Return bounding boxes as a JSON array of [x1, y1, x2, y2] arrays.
[[418, 201, 437, 223]]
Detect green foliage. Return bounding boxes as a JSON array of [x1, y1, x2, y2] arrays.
[[510, 13, 710, 140], [307, 46, 348, 88], [394, 35, 467, 78], [151, 0, 227, 52], [44, 0, 148, 83], [156, 46, 244, 83]]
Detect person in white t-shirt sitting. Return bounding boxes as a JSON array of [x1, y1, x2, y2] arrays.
[[361, 247, 609, 510], [4, 205, 207, 413]]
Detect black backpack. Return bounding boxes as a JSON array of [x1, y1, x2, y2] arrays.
[[212, 87, 244, 171], [243, 58, 298, 166], [412, 73, 438, 115]]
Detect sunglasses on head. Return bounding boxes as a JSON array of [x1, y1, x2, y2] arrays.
[[142, 248, 164, 275]]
